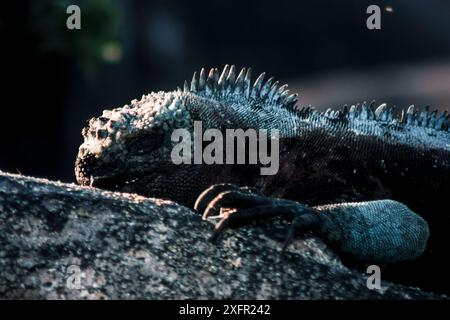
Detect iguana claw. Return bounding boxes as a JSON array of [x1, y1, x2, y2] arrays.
[[195, 184, 322, 246]]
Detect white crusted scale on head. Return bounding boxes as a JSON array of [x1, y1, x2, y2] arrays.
[[80, 91, 192, 156]]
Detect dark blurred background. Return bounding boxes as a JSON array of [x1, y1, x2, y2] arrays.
[[1, 0, 450, 182]]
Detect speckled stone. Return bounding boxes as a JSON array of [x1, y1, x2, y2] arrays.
[[0, 171, 445, 299]]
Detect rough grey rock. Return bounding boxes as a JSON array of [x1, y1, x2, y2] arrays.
[[0, 171, 444, 299]]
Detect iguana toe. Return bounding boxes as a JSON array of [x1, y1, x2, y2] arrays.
[[194, 183, 241, 213], [196, 184, 321, 243]]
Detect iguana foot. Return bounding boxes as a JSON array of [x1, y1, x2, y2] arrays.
[[195, 184, 322, 247]]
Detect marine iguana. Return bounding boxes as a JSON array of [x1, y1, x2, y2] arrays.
[[75, 65, 449, 293]]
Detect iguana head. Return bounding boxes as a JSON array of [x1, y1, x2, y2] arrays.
[[75, 65, 298, 206]]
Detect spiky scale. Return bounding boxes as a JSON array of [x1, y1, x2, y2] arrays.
[[420, 106, 430, 127], [406, 105, 415, 125], [251, 72, 266, 99], [234, 68, 246, 95], [227, 65, 237, 90], [191, 71, 198, 92], [199, 68, 207, 91], [369, 100, 376, 112], [273, 84, 288, 102], [368, 110, 374, 121], [435, 111, 448, 130], [268, 81, 279, 100], [387, 106, 394, 122], [218, 64, 230, 90], [212, 68, 219, 92], [285, 93, 298, 107], [243, 68, 252, 97], [214, 68, 219, 82], [400, 110, 405, 123], [375, 103, 387, 120], [260, 77, 274, 99], [414, 111, 420, 126], [279, 89, 290, 103], [360, 102, 369, 120], [428, 109, 438, 129], [205, 68, 215, 95], [348, 105, 357, 120]]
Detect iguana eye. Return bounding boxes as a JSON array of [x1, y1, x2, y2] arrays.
[[127, 131, 165, 155]]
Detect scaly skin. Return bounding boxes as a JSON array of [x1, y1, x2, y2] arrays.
[[75, 65, 450, 293]]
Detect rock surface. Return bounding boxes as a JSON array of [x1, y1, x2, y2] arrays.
[[0, 171, 445, 299]]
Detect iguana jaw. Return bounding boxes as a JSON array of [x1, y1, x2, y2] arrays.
[[75, 151, 204, 206], [75, 130, 223, 206]]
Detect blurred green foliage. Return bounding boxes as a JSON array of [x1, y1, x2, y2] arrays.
[[29, 0, 121, 69]]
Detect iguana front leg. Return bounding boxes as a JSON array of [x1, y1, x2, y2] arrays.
[[195, 184, 430, 264], [195, 184, 322, 246]]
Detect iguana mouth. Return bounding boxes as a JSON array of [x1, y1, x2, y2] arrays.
[[86, 166, 172, 192], [88, 173, 128, 190]]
